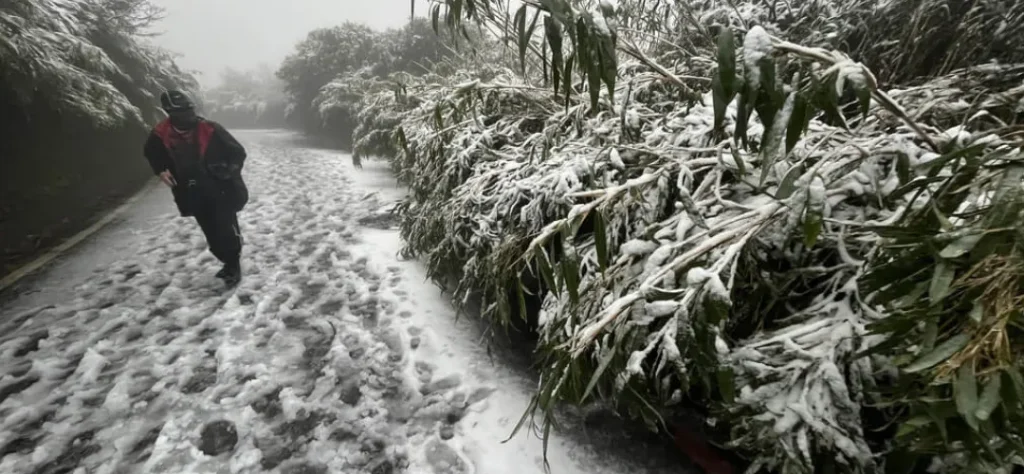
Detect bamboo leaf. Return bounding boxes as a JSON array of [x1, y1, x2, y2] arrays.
[[975, 376, 1001, 421], [595, 10, 617, 102], [514, 5, 528, 75], [716, 367, 736, 403], [526, 9, 541, 44], [754, 59, 780, 132], [939, 232, 983, 259], [593, 210, 608, 272], [1001, 369, 1024, 409], [712, 74, 728, 132], [516, 279, 529, 323], [896, 415, 933, 438], [562, 54, 574, 108], [735, 82, 752, 147], [852, 70, 872, 120], [955, 363, 979, 431], [803, 204, 823, 248], [775, 164, 803, 199], [717, 28, 736, 97], [545, 16, 564, 95], [887, 176, 946, 201], [917, 142, 987, 177], [535, 248, 559, 292], [929, 260, 955, 304], [759, 91, 796, 188], [431, 4, 441, 34], [581, 343, 617, 403], [561, 248, 580, 305], [904, 333, 970, 373], [896, 152, 911, 185], [785, 93, 809, 152]]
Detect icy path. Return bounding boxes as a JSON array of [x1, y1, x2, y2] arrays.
[[0, 130, 685, 474]]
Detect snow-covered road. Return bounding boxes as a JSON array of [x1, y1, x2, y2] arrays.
[[0, 130, 686, 474]]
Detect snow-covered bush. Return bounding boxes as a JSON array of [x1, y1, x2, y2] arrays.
[[277, 19, 456, 149], [1, 0, 198, 125], [343, 1, 1024, 472]]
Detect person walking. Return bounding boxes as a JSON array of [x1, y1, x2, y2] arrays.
[[143, 89, 249, 285]]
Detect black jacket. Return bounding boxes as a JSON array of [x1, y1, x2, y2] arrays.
[[144, 118, 248, 217]]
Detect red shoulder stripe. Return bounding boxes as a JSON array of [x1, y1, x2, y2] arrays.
[[196, 121, 215, 158], [153, 119, 173, 150]]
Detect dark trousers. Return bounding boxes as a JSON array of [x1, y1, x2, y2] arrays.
[[193, 196, 242, 267]]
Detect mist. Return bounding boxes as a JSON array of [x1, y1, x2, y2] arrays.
[[149, 0, 433, 87]]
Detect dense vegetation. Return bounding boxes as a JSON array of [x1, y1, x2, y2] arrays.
[[281, 0, 1024, 472], [0, 0, 198, 277], [275, 18, 456, 151]]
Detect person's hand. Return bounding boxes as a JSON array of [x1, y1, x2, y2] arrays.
[[159, 170, 177, 187]]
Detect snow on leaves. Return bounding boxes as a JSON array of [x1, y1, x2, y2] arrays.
[[1, 0, 197, 126], [348, 3, 1024, 472]]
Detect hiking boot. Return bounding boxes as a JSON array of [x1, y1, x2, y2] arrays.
[[216, 262, 241, 286]]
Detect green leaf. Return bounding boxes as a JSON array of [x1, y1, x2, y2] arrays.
[[735, 81, 752, 147], [917, 142, 987, 177], [581, 343, 617, 403], [896, 152, 912, 185], [904, 333, 970, 373], [759, 91, 796, 188], [775, 164, 803, 199], [716, 367, 736, 403], [712, 74, 728, 132], [939, 232, 983, 259], [431, 4, 441, 34], [544, 16, 564, 95], [647, 287, 686, 300], [540, 0, 574, 28], [803, 208, 822, 248], [433, 103, 444, 129], [593, 210, 608, 272], [704, 292, 730, 325], [802, 177, 824, 248], [514, 5, 528, 75], [594, 17, 617, 103], [516, 279, 529, 323], [1003, 368, 1024, 407], [785, 93, 809, 152], [535, 248, 559, 292], [853, 73, 872, 120], [955, 363, 980, 430], [754, 59, 780, 131], [560, 250, 580, 305], [896, 415, 933, 438], [562, 54, 574, 106], [975, 376, 1001, 421], [929, 260, 955, 304], [717, 28, 736, 97]]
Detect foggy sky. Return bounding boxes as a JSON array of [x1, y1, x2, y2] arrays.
[[150, 0, 432, 88]]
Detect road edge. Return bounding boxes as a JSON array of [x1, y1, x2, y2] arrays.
[[0, 178, 158, 293]]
